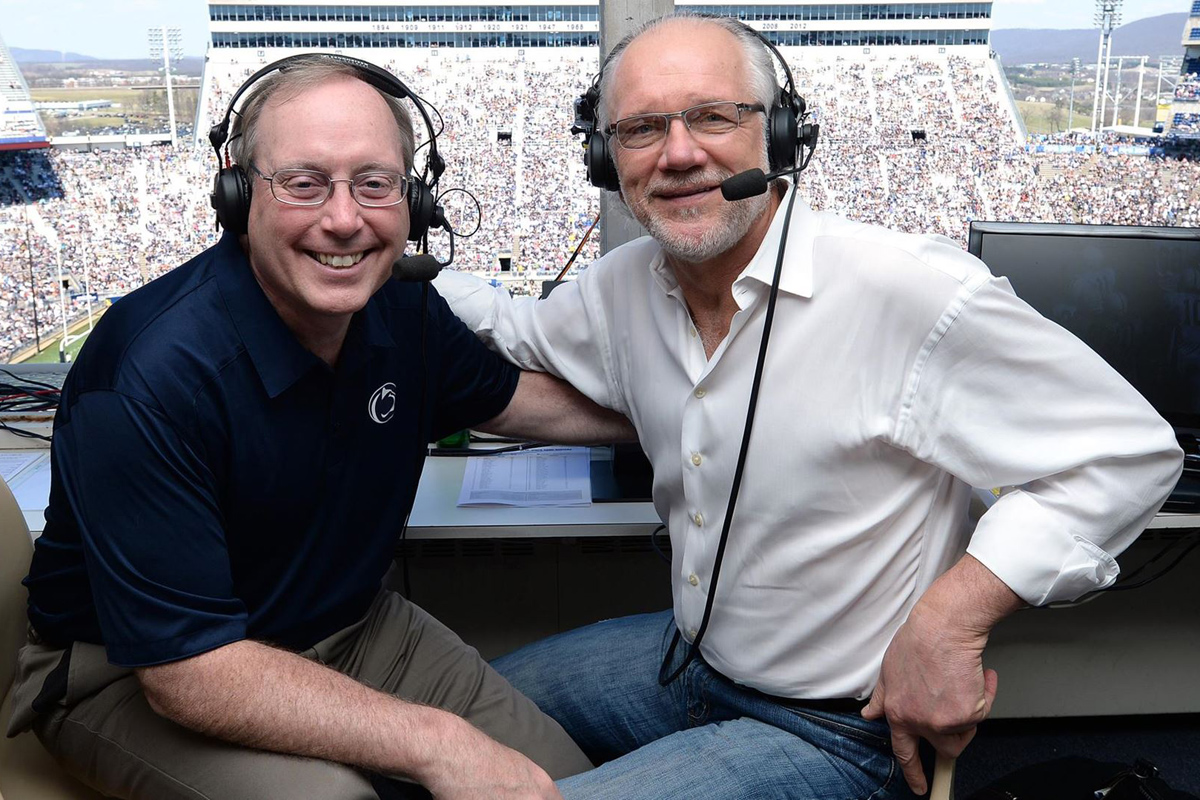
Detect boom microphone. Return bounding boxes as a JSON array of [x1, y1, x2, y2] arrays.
[[392, 208, 456, 282], [721, 165, 804, 202], [720, 122, 821, 201], [392, 254, 445, 282]]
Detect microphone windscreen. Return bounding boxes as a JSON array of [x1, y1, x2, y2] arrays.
[[720, 169, 770, 202], [392, 255, 443, 282]]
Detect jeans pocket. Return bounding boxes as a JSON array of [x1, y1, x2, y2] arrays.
[[781, 706, 892, 750]]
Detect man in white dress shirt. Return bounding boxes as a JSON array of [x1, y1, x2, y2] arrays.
[[434, 13, 1183, 799]]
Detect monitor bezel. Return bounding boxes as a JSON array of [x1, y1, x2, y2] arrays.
[[967, 220, 1200, 434], [968, 221, 1200, 258]]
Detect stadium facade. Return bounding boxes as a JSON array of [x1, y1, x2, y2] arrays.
[[199, 0, 1003, 149], [206, 1, 993, 50]]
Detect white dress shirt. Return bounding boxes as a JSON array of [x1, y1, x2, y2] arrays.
[[434, 186, 1182, 700]]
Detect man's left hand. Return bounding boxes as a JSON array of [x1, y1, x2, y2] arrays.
[[861, 607, 997, 795], [861, 554, 1021, 796]]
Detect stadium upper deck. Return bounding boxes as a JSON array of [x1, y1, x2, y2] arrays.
[[207, 1, 992, 49], [0, 32, 50, 152]]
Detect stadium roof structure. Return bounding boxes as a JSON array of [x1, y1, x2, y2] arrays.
[[0, 31, 50, 151]]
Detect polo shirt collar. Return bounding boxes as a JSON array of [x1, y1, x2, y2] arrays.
[[647, 181, 816, 301], [212, 232, 322, 398]]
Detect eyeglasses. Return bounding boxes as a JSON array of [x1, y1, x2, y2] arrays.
[[251, 166, 410, 208], [608, 101, 766, 150]]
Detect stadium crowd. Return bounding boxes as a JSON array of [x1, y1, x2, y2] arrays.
[[2, 47, 1199, 362]]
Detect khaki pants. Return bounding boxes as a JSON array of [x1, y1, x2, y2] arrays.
[[7, 590, 592, 800]]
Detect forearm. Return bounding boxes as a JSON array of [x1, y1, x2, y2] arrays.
[[137, 639, 471, 783], [908, 553, 1025, 642], [478, 370, 636, 444]]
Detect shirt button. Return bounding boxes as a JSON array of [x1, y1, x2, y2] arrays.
[[687, 628, 699, 640], [690, 327, 697, 338], [694, 387, 707, 399], [693, 512, 703, 527], [691, 452, 702, 467], [688, 573, 699, 586]]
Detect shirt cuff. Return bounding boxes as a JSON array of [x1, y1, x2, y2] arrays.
[[966, 489, 1119, 606]]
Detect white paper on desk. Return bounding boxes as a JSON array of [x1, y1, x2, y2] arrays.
[[457, 446, 592, 507], [0, 451, 43, 482], [3, 451, 52, 511]]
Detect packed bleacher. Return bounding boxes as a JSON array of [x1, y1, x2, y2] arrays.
[[1173, 112, 1200, 135], [2, 47, 1199, 362], [1174, 75, 1200, 101]]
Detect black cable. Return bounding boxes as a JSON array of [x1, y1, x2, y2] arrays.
[[468, 433, 527, 445], [554, 213, 600, 282], [1111, 529, 1199, 585], [0, 420, 52, 442], [1044, 529, 1200, 608], [426, 441, 554, 457], [0, 369, 61, 442], [649, 523, 670, 565], [435, 187, 482, 238], [1106, 535, 1200, 592], [658, 185, 800, 687], [0, 368, 62, 393]]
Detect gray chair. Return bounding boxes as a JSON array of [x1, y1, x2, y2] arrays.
[[0, 476, 104, 799]]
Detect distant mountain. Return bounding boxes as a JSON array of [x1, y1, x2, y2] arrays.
[[11, 47, 97, 63], [991, 12, 1188, 66]]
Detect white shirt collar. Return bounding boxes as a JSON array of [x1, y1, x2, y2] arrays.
[[736, 180, 815, 300]]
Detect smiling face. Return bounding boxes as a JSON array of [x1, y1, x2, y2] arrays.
[[609, 19, 773, 266], [244, 75, 409, 354]]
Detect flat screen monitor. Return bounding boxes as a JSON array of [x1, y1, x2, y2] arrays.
[[967, 221, 1200, 434]]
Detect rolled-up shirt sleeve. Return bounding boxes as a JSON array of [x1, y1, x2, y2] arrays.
[[894, 277, 1183, 605]]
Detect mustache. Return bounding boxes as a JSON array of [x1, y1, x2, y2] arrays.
[[644, 170, 733, 198]]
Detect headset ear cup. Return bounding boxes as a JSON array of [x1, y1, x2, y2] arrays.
[[767, 100, 799, 173], [586, 130, 621, 193], [211, 166, 251, 234], [407, 178, 435, 242]]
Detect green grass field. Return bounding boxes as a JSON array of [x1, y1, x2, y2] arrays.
[[31, 87, 144, 104], [25, 332, 89, 364], [1015, 100, 1158, 135], [1016, 100, 1095, 134]]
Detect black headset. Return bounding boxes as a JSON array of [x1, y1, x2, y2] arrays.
[[572, 18, 817, 192], [208, 53, 446, 242]]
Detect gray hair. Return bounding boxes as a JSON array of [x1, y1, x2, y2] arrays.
[[596, 12, 779, 134], [228, 56, 416, 174]]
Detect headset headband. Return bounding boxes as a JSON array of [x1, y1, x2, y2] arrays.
[[208, 53, 444, 187], [576, 15, 813, 191]]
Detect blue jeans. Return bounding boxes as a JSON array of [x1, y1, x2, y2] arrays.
[[492, 611, 916, 800]]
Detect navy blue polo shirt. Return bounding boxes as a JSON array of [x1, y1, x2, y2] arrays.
[[24, 233, 518, 667]]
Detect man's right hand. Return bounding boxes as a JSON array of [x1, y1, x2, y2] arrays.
[[139, 641, 564, 799], [420, 718, 563, 799]]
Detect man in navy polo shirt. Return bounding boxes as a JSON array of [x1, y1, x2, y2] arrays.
[[8, 58, 631, 800]]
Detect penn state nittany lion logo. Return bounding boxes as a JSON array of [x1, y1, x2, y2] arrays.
[[368, 382, 397, 424]]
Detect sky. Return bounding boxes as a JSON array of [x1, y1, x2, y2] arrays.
[[0, 0, 1189, 60]]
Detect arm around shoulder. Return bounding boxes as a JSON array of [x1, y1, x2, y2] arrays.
[[477, 370, 636, 445]]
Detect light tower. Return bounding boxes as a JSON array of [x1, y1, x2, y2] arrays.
[[1091, 0, 1122, 148], [148, 26, 184, 146], [1068, 57, 1081, 132]]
